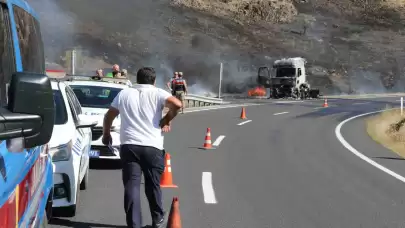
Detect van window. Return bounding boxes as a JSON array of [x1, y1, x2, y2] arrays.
[[13, 5, 45, 73], [53, 90, 68, 125], [0, 5, 15, 107]]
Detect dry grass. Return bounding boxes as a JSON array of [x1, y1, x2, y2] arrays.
[[366, 108, 405, 158], [171, 0, 298, 24]]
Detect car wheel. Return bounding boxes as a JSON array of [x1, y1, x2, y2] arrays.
[[80, 166, 89, 190]]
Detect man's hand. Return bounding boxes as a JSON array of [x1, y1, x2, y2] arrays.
[[161, 125, 171, 133], [102, 133, 112, 146]]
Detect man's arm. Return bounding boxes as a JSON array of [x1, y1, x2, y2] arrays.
[[160, 96, 182, 127], [166, 80, 172, 91], [183, 80, 188, 94], [103, 107, 120, 136]]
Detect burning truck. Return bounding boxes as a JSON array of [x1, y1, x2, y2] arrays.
[[256, 57, 320, 99]]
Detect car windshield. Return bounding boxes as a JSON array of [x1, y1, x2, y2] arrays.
[[53, 90, 68, 125], [69, 85, 122, 108], [275, 67, 296, 77]]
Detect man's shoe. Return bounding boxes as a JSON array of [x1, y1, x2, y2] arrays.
[[152, 212, 168, 228]]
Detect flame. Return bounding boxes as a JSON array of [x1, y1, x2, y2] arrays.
[[247, 86, 267, 97]]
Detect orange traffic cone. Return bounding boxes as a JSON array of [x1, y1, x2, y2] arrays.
[[160, 153, 178, 188], [166, 197, 182, 228], [323, 98, 328, 107], [199, 128, 215, 150], [240, 107, 247, 119]]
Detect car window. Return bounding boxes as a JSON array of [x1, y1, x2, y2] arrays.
[[53, 90, 68, 125], [69, 85, 122, 108], [66, 86, 82, 115], [65, 88, 79, 124], [0, 5, 15, 107], [13, 5, 45, 74]]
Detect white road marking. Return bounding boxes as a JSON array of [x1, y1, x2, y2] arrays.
[[212, 135, 226, 146], [202, 172, 217, 204], [273, 111, 289, 115], [274, 100, 304, 104], [335, 108, 405, 184], [352, 102, 369, 105], [237, 120, 252, 126]]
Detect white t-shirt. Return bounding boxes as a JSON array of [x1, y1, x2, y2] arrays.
[[110, 84, 172, 150]]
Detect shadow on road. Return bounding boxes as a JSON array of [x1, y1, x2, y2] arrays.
[[50, 218, 153, 228], [374, 156, 405, 161], [89, 159, 122, 170]]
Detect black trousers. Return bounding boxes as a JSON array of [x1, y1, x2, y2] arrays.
[[120, 144, 165, 228]]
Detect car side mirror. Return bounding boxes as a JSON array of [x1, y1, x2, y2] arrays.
[[5, 72, 55, 148]]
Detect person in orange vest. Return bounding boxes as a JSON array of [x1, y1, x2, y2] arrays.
[[172, 72, 188, 113]]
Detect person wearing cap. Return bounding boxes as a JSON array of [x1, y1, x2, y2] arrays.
[[172, 71, 188, 113], [166, 72, 179, 95]]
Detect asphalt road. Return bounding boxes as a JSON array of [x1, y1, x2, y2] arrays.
[[49, 97, 405, 228]]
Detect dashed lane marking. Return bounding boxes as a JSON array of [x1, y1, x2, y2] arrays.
[[352, 102, 369, 105], [202, 172, 217, 204], [273, 111, 289, 115], [335, 108, 405, 184], [212, 135, 226, 146], [237, 120, 252, 126]]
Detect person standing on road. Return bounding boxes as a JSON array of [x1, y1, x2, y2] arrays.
[[166, 71, 178, 94], [102, 67, 182, 228], [172, 71, 188, 113]]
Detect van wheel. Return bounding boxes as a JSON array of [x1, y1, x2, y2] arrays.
[[80, 167, 89, 190]]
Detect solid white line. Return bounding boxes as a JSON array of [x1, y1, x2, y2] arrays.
[[237, 120, 252, 126], [202, 172, 217, 204], [335, 108, 405, 184], [212, 135, 226, 146], [352, 102, 369, 105], [273, 111, 289, 115]]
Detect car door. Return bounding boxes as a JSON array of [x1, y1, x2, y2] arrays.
[[65, 86, 89, 182]]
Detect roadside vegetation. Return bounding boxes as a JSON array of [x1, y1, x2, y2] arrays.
[[366, 108, 405, 158]]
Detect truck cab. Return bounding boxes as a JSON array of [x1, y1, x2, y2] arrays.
[[0, 0, 55, 227], [257, 57, 319, 99]]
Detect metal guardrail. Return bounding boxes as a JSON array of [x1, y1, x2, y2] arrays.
[[184, 94, 228, 108]]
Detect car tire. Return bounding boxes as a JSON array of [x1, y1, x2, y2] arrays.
[[80, 166, 89, 190]]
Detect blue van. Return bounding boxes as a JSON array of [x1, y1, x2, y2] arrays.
[[0, 0, 55, 227]]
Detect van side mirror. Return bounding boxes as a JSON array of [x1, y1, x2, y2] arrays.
[[5, 72, 55, 148]]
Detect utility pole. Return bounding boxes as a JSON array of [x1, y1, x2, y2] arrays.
[[219, 62, 223, 98]]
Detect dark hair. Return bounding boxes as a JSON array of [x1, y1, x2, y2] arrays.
[[136, 67, 156, 84]]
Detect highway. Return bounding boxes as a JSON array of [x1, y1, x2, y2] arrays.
[[49, 97, 405, 228]]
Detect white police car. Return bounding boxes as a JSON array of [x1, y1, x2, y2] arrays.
[[49, 80, 97, 216], [66, 78, 131, 160]]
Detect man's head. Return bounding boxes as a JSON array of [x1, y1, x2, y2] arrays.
[[174, 72, 179, 78], [137, 67, 156, 85], [96, 69, 103, 76], [112, 64, 120, 72], [178, 72, 183, 78]]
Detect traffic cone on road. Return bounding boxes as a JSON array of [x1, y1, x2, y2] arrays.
[[160, 153, 178, 188], [240, 107, 247, 119], [199, 128, 215, 150], [323, 98, 329, 107], [166, 197, 182, 228]]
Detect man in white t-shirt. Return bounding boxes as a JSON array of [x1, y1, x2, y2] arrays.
[[102, 67, 182, 228]]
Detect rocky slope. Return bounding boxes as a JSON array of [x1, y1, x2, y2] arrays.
[[28, 0, 405, 95]]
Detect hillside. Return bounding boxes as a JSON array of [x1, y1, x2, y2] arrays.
[[28, 0, 405, 95]]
